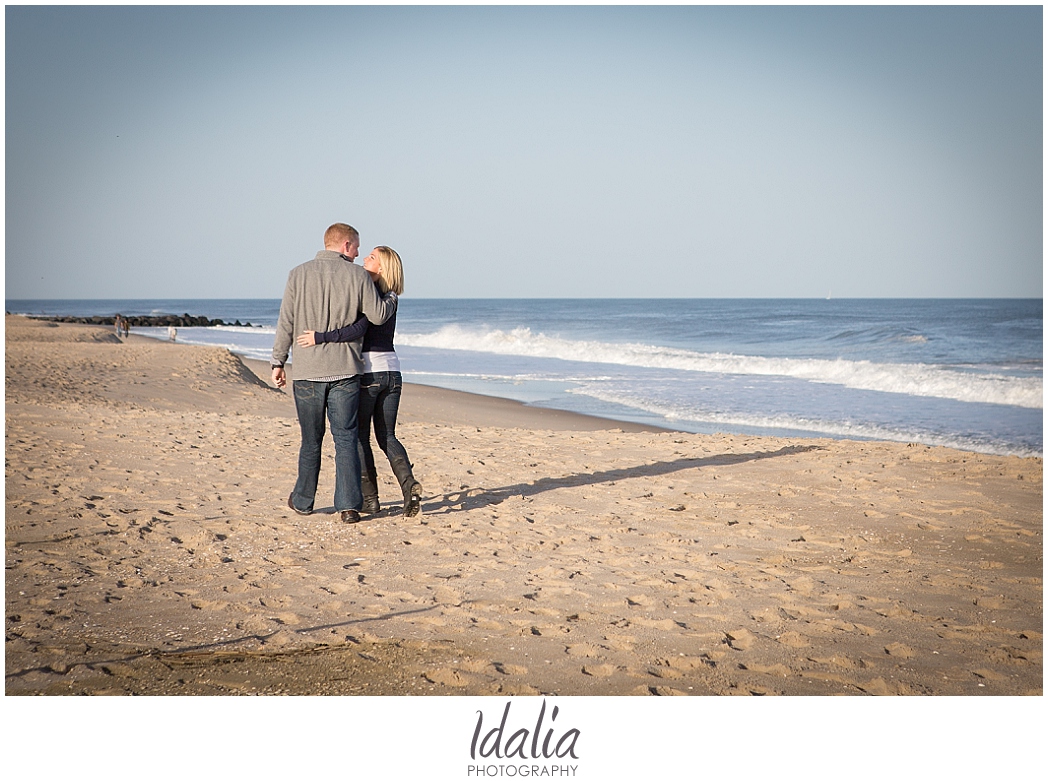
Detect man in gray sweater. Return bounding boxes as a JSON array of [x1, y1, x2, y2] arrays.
[[271, 223, 398, 523]]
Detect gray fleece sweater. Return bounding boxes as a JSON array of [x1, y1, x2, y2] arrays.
[[271, 250, 398, 380]]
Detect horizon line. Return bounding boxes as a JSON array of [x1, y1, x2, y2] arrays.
[[6, 295, 1044, 302]]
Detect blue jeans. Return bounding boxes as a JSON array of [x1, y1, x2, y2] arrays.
[[357, 371, 411, 474], [290, 376, 361, 512]]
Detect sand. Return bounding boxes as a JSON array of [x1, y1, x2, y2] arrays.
[[4, 315, 1042, 695]]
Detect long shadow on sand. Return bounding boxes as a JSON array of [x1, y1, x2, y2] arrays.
[[5, 606, 442, 681], [422, 444, 824, 516]]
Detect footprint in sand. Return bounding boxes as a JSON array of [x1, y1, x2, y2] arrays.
[[424, 668, 471, 687], [565, 643, 604, 658], [725, 628, 757, 650], [775, 631, 810, 649], [739, 662, 792, 677], [495, 683, 541, 695], [657, 655, 709, 672], [651, 685, 689, 696], [494, 662, 529, 676], [884, 642, 916, 659], [189, 599, 227, 611]]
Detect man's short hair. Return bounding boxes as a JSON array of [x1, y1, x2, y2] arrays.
[[324, 223, 359, 249]]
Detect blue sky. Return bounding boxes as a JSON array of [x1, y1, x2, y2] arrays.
[[5, 5, 1042, 299]]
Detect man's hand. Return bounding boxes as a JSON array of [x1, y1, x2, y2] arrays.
[[296, 330, 317, 347], [272, 366, 287, 389]]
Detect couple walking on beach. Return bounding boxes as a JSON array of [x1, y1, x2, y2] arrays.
[[271, 223, 422, 524]]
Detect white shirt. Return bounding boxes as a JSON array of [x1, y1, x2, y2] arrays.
[[362, 351, 401, 373]]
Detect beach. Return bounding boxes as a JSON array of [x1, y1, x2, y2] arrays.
[[5, 315, 1042, 695]]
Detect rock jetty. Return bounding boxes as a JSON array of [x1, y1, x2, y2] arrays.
[[24, 314, 254, 328]]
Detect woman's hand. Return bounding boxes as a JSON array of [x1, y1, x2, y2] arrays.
[[296, 330, 317, 347]]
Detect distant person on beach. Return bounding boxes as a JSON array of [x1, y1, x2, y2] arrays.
[[122, 318, 130, 338], [297, 246, 422, 517], [114, 315, 123, 337], [272, 223, 399, 524], [168, 326, 177, 341]]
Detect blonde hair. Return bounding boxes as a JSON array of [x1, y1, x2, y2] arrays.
[[323, 222, 359, 249], [373, 246, 404, 295]]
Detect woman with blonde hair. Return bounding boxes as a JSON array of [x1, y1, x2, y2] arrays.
[[297, 246, 422, 517]]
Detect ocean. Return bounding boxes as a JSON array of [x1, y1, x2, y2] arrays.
[[7, 298, 1042, 458]]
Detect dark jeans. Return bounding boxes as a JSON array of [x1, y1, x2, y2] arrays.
[[290, 376, 361, 512], [357, 371, 411, 476]]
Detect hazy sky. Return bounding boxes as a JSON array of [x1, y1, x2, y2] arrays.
[[5, 5, 1042, 299]]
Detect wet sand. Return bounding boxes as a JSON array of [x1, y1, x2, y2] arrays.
[[5, 315, 1042, 695]]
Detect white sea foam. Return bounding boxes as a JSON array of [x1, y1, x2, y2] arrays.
[[406, 370, 617, 383], [397, 325, 1043, 409], [210, 324, 276, 335], [567, 386, 1042, 458]]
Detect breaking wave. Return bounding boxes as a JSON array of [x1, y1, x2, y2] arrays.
[[398, 325, 1042, 409]]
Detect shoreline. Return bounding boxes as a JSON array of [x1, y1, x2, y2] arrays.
[[6, 316, 1042, 696], [28, 319, 674, 432], [133, 321, 1042, 459], [238, 356, 676, 433]]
